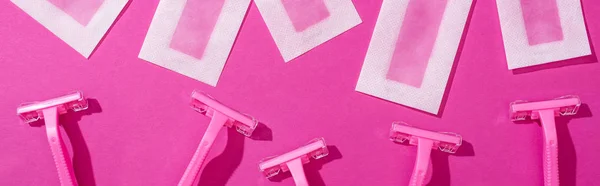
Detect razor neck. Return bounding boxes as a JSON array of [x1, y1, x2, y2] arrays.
[[286, 158, 309, 186], [538, 109, 558, 144], [410, 138, 434, 186], [178, 111, 229, 186], [538, 109, 560, 186], [43, 107, 79, 186]]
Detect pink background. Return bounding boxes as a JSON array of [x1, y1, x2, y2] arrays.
[[0, 0, 599, 186]]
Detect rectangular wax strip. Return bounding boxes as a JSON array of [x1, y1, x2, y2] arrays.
[[281, 0, 330, 32], [47, 0, 105, 26], [253, 0, 361, 62], [139, 0, 251, 86], [496, 0, 591, 69], [387, 0, 448, 88], [170, 0, 225, 60], [10, 0, 129, 58], [356, 0, 472, 114], [520, 0, 563, 45]]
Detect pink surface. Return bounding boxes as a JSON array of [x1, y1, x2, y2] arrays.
[[387, 0, 448, 88], [281, 0, 330, 32], [0, 0, 599, 186], [47, 0, 104, 26], [170, 0, 225, 60], [520, 0, 564, 45]]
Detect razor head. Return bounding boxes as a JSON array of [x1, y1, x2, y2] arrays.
[[17, 91, 88, 123], [190, 90, 258, 137], [259, 138, 329, 178], [389, 122, 462, 154], [510, 95, 580, 121]]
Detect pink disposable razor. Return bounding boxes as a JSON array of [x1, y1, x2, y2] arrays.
[[389, 122, 462, 186], [178, 91, 258, 186], [259, 138, 329, 186], [510, 95, 581, 186], [17, 92, 89, 186]]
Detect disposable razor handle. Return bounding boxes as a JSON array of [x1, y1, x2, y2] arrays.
[[287, 158, 309, 186], [410, 138, 434, 186], [539, 109, 559, 186], [43, 107, 78, 186], [178, 112, 229, 186]]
